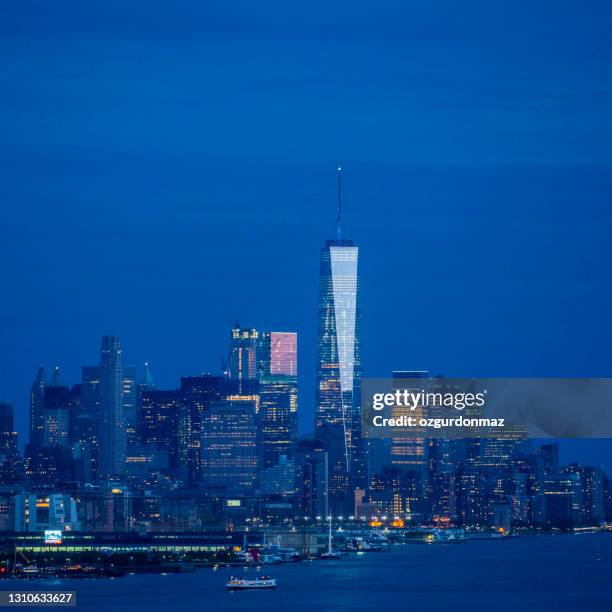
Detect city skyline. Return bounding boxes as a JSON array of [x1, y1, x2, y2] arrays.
[[1, 4, 611, 610], [3, 193, 612, 476], [3, 187, 611, 475], [2, 2, 612, 475], [2, 325, 609, 533]]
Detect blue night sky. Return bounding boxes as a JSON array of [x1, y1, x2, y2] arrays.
[[1, 2, 611, 470]]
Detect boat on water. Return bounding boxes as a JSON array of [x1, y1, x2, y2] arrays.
[[360, 540, 384, 552], [320, 551, 343, 559], [226, 576, 277, 590], [363, 531, 390, 551], [13, 565, 42, 577], [423, 528, 467, 543]]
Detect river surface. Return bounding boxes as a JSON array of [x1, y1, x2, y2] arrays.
[[12, 533, 612, 611]]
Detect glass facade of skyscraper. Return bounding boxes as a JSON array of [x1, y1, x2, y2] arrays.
[[98, 336, 126, 478], [315, 239, 363, 513], [201, 397, 260, 495], [259, 374, 298, 469], [269, 332, 297, 377], [228, 327, 259, 393]]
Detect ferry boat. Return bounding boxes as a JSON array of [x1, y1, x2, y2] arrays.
[[226, 576, 277, 590], [14, 565, 42, 577]]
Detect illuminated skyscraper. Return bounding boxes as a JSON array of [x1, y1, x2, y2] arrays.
[[42, 383, 72, 447], [140, 389, 188, 475], [260, 332, 297, 377], [29, 366, 46, 448], [258, 331, 298, 468], [122, 365, 139, 448], [180, 374, 223, 483], [98, 336, 126, 478], [0, 402, 18, 456], [390, 371, 428, 472], [0, 401, 21, 486], [563, 463, 605, 524], [79, 366, 101, 480], [202, 397, 260, 495], [226, 327, 299, 471], [295, 439, 329, 519], [315, 167, 363, 513], [543, 472, 582, 526], [227, 326, 260, 394], [259, 375, 298, 468]]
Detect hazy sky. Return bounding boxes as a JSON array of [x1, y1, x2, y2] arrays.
[[1, 1, 611, 469]]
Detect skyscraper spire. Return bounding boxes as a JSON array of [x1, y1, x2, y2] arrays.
[[337, 165, 342, 240], [142, 361, 156, 390], [49, 365, 63, 387]]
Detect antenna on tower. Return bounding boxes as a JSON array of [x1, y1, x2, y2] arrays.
[[336, 165, 342, 240]]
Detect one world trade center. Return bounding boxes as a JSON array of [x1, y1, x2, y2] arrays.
[[315, 167, 364, 515]]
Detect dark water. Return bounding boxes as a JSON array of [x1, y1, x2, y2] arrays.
[[17, 534, 612, 611]]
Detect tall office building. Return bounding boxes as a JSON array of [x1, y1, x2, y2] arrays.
[[123, 366, 139, 448], [0, 401, 21, 486], [98, 336, 126, 479], [544, 472, 583, 526], [315, 167, 363, 513], [258, 332, 298, 468], [259, 375, 298, 469], [26, 371, 77, 486], [29, 366, 46, 448], [42, 384, 75, 447], [390, 371, 429, 473], [226, 327, 298, 471], [259, 332, 298, 377], [261, 455, 296, 497], [201, 397, 260, 495], [25, 373, 75, 487], [563, 463, 605, 525], [368, 466, 408, 516], [294, 439, 329, 519], [427, 437, 457, 524], [227, 326, 260, 394], [180, 374, 224, 483], [140, 389, 190, 475], [0, 402, 18, 455], [79, 366, 101, 481]]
